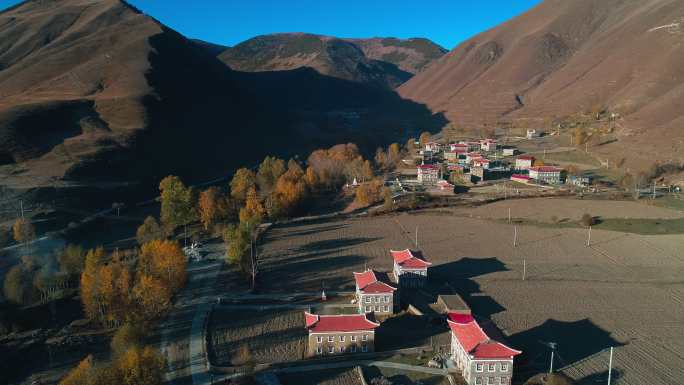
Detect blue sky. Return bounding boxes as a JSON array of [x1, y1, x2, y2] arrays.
[[0, 0, 541, 49]]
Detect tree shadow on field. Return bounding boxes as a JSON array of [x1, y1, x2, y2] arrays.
[[295, 237, 380, 254], [576, 368, 623, 385], [508, 319, 624, 382], [278, 224, 349, 239], [260, 255, 368, 292]]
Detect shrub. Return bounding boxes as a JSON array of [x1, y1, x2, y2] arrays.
[[580, 213, 595, 227]]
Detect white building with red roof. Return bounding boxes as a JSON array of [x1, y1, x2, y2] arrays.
[[353, 270, 396, 315], [425, 142, 442, 152], [417, 164, 440, 185], [480, 139, 497, 152], [529, 166, 562, 184], [390, 249, 432, 287], [448, 313, 521, 385], [304, 312, 379, 357], [515, 155, 535, 170]]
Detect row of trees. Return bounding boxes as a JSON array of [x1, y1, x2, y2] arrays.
[[80, 240, 186, 328], [61, 323, 164, 385]]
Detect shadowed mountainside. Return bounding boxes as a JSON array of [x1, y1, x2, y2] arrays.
[[0, 0, 444, 204], [399, 0, 684, 168], [218, 33, 446, 89]]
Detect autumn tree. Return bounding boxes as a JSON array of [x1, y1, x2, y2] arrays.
[[115, 346, 165, 385], [419, 132, 431, 147], [580, 213, 595, 227], [223, 222, 258, 288], [405, 138, 416, 152], [382, 187, 394, 211], [59, 355, 111, 385], [307, 143, 362, 190], [58, 244, 86, 277], [354, 179, 385, 207], [362, 160, 374, 181], [271, 163, 308, 217], [3, 264, 32, 305], [198, 187, 227, 230], [0, 226, 9, 247], [139, 240, 187, 293], [132, 274, 171, 322], [80, 247, 108, 323], [12, 218, 35, 249], [304, 166, 319, 190], [239, 187, 265, 225], [159, 176, 196, 230], [573, 127, 588, 146], [388, 143, 401, 164], [112, 323, 144, 356], [230, 168, 257, 201], [136, 216, 164, 245], [256, 156, 286, 193]]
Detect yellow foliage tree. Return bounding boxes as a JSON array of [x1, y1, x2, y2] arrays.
[[198, 187, 223, 230], [139, 240, 187, 293], [239, 187, 265, 225], [354, 179, 385, 207], [230, 168, 257, 201], [115, 346, 165, 385], [133, 274, 171, 321], [12, 218, 35, 247]]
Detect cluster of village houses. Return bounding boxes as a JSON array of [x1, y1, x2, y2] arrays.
[[303, 249, 521, 385], [415, 135, 572, 189]]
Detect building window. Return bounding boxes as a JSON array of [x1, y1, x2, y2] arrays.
[[340, 346, 345, 353], [476, 363, 483, 372], [488, 363, 495, 372], [328, 336, 334, 342], [487, 377, 495, 384], [374, 296, 379, 302], [340, 335, 345, 342], [500, 377, 508, 384], [365, 306, 370, 312], [362, 344, 368, 352], [385, 296, 390, 303], [328, 346, 334, 353], [351, 345, 357, 353], [362, 334, 368, 341], [316, 346, 322, 354], [475, 377, 482, 385], [365, 297, 371, 303], [374, 306, 378, 312], [501, 363, 508, 371], [316, 336, 322, 343], [383, 305, 389, 312], [351, 335, 357, 342]]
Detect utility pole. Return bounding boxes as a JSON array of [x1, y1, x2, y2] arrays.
[[587, 226, 592, 247], [522, 259, 526, 281], [20, 200, 24, 219], [607, 347, 614, 385], [652, 180, 656, 200], [415, 226, 419, 248], [508, 207, 511, 223], [514, 226, 518, 247], [549, 349, 554, 373]]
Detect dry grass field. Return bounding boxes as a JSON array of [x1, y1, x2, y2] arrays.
[[208, 309, 307, 365], [258, 199, 684, 384], [279, 368, 364, 385]]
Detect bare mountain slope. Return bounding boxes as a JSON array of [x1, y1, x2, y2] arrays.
[[399, 0, 684, 167], [218, 33, 446, 88]]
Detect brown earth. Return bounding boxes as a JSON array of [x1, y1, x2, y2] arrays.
[[399, 0, 684, 170], [258, 199, 684, 384], [0, 0, 445, 204]]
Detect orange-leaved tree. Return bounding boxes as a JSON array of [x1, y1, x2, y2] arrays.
[[139, 239, 186, 293], [230, 168, 257, 202]]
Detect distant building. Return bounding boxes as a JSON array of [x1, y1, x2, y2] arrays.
[[353, 270, 396, 315], [502, 148, 517, 156], [305, 312, 379, 357], [529, 166, 562, 184], [464, 141, 482, 152], [470, 166, 485, 182], [425, 142, 442, 152], [448, 313, 521, 385], [514, 155, 535, 170], [437, 180, 455, 191], [473, 158, 491, 170], [417, 164, 440, 185], [390, 249, 431, 287], [480, 139, 497, 152], [567, 175, 592, 187], [444, 150, 461, 163], [526, 129, 539, 139], [450, 143, 469, 152], [466, 152, 483, 165]]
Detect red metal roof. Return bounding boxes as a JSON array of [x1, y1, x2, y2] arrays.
[[471, 341, 522, 359], [529, 166, 562, 172], [447, 313, 521, 359], [304, 312, 380, 333], [517, 155, 535, 160], [353, 270, 395, 293], [390, 249, 432, 269], [417, 164, 439, 170], [511, 174, 531, 180]]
